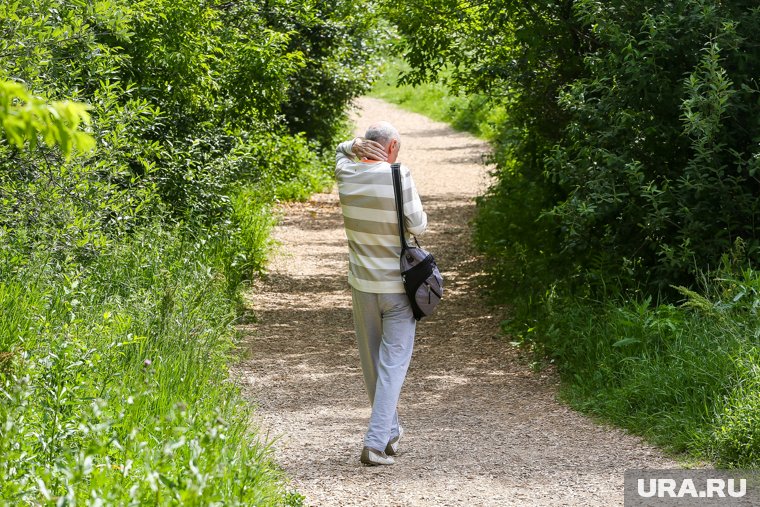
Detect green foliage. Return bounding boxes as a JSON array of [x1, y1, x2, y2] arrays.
[[0, 81, 94, 158], [712, 359, 760, 468], [385, 0, 760, 295], [547, 1, 760, 291], [384, 0, 760, 468], [241, 133, 333, 202], [473, 164, 564, 317], [222, 186, 277, 293], [382, 0, 582, 140], [0, 0, 383, 502], [380, 0, 586, 318], [0, 222, 293, 504], [1, 0, 382, 225], [263, 0, 389, 147]]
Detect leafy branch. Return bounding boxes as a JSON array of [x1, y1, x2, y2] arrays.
[[0, 81, 95, 159]]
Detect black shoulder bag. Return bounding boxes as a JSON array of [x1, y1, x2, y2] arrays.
[[391, 163, 443, 321]]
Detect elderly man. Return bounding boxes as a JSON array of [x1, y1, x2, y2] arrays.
[[335, 121, 427, 466]]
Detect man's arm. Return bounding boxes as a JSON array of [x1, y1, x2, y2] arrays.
[[336, 140, 357, 168], [403, 167, 427, 236]]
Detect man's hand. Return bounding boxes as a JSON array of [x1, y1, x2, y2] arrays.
[[352, 137, 388, 161]]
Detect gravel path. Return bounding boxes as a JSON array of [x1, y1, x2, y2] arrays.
[[236, 97, 677, 506]]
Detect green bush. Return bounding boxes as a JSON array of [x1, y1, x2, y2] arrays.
[[546, 1, 760, 292], [0, 0, 382, 502], [382, 0, 760, 468], [264, 0, 388, 148], [385, 0, 760, 296], [1, 0, 382, 227]]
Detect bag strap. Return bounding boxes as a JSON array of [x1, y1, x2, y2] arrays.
[[391, 163, 407, 250]]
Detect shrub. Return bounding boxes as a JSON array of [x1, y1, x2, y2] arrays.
[[546, 1, 760, 292], [382, 0, 760, 468], [0, 0, 382, 502]]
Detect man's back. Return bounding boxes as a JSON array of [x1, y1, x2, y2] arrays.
[[335, 141, 426, 294]]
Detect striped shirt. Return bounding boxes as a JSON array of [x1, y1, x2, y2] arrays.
[[335, 140, 427, 293]]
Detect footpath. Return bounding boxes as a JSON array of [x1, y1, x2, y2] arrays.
[[236, 97, 676, 506]]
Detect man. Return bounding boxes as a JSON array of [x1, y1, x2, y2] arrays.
[[335, 121, 427, 466]]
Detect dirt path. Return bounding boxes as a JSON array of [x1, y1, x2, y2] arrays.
[[236, 97, 677, 506]]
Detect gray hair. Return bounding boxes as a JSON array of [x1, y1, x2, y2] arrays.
[[365, 121, 400, 148]]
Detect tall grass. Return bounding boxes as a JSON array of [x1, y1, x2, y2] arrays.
[[537, 277, 759, 467], [0, 193, 302, 505]]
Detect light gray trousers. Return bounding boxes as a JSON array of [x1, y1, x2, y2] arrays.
[[351, 287, 416, 451]]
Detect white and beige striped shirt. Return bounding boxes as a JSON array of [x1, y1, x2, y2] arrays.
[[335, 140, 427, 293]]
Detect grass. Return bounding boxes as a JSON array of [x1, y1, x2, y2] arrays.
[[537, 284, 760, 467], [0, 194, 303, 505]]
